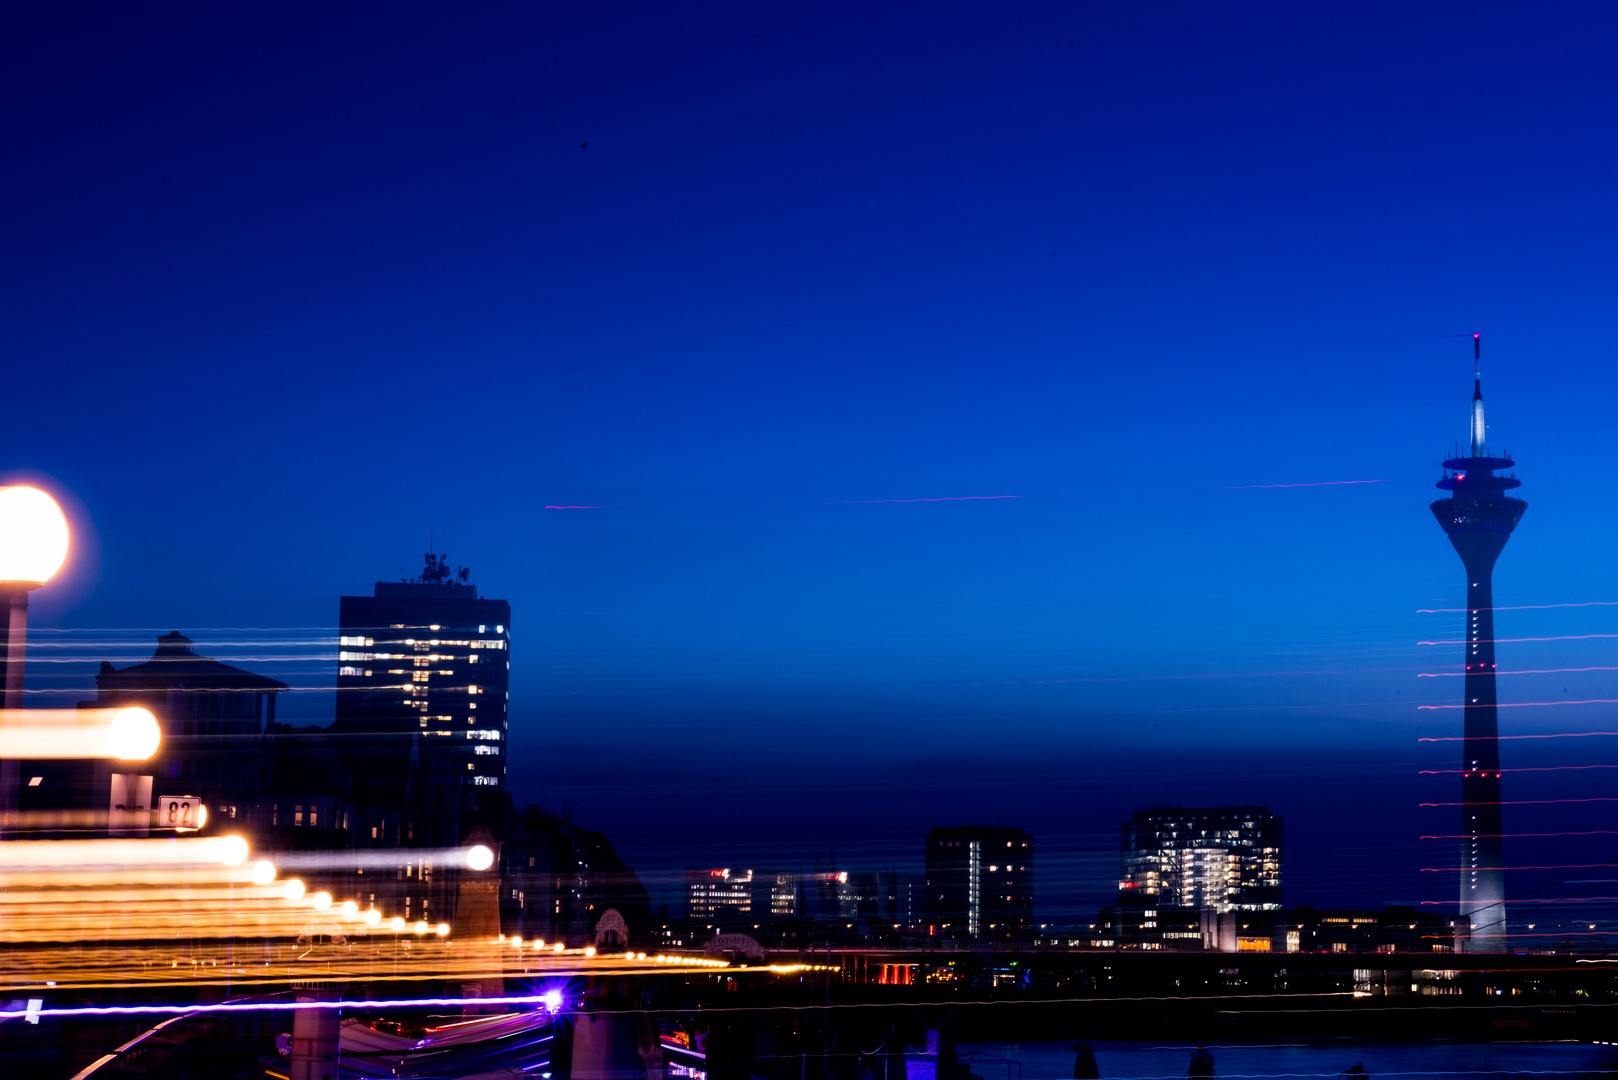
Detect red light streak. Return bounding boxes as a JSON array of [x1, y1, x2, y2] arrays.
[[1418, 666, 1618, 678], [1418, 633, 1618, 645], [1221, 479, 1397, 489], [1418, 601, 1618, 614], [821, 495, 1025, 504], [1418, 730, 1618, 741]]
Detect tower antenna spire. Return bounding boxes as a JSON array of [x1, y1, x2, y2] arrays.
[[1470, 334, 1486, 457]]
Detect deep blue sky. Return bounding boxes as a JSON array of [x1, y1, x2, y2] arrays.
[[6, 2, 1618, 925]]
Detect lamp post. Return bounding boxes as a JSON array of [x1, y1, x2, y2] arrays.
[[0, 486, 71, 839]]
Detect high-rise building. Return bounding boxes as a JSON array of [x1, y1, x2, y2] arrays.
[[334, 552, 510, 847], [923, 826, 1034, 939], [1430, 336, 1526, 952], [1119, 806, 1281, 911]]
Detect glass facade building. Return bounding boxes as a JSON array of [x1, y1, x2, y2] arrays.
[[1119, 805, 1281, 911]]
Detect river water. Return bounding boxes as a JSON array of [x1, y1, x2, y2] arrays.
[[958, 1041, 1618, 1080]]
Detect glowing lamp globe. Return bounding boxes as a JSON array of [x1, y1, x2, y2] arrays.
[[465, 844, 494, 871], [108, 707, 161, 761], [0, 487, 69, 587]]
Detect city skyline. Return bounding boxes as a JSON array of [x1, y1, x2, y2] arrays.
[[5, 1, 1618, 932]]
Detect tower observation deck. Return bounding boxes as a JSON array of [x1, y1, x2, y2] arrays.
[[1429, 335, 1526, 952]]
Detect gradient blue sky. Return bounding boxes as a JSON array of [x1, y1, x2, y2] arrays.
[[5, 2, 1618, 922]]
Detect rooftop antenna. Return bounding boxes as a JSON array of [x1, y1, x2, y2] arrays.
[[1470, 333, 1486, 458]]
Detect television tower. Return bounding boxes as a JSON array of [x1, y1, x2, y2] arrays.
[[1430, 334, 1526, 952]]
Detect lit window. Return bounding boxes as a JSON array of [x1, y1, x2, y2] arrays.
[[26, 776, 42, 787]]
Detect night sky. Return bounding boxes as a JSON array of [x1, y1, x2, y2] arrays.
[[6, 2, 1618, 928]]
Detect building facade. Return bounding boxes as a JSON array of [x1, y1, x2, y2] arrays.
[[334, 553, 510, 848], [923, 826, 1034, 939], [1119, 806, 1281, 912]]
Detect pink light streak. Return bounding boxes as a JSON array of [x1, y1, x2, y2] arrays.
[[1420, 830, 1618, 839], [1222, 479, 1397, 489], [1417, 701, 1618, 711], [1418, 666, 1618, 677], [1420, 764, 1618, 774], [1417, 633, 1618, 645], [1418, 600, 1618, 614], [1421, 865, 1609, 871], [0, 992, 565, 1020], [1419, 730, 1618, 741], [544, 505, 608, 510], [822, 495, 1025, 504], [1418, 797, 1618, 807]]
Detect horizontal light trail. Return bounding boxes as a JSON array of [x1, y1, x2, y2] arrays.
[[1421, 831, 1618, 839], [1420, 865, 1615, 872], [1222, 479, 1397, 489], [821, 495, 1025, 504], [0, 989, 1356, 1021], [1420, 765, 1618, 774], [1417, 897, 1618, 905], [544, 505, 607, 509], [1419, 730, 1618, 741], [0, 836, 248, 869], [1418, 798, 1618, 806], [1420, 700, 1618, 710], [1418, 634, 1618, 645], [1418, 601, 1618, 614], [1418, 667, 1618, 678]]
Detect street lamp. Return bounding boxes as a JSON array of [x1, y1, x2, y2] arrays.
[[0, 486, 70, 838]]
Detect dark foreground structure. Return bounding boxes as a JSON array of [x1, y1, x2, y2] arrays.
[[1430, 337, 1527, 952]]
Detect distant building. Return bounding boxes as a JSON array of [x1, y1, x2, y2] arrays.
[[924, 826, 1034, 939], [333, 552, 510, 848], [1120, 806, 1281, 911], [1093, 903, 1205, 950], [686, 868, 798, 923], [59, 632, 289, 832]]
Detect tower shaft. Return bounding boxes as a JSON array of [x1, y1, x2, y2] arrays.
[[1451, 531, 1509, 948]]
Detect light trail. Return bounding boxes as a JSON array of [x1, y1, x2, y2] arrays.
[[1418, 730, 1618, 741], [1420, 831, 1618, 839], [544, 505, 607, 509], [1420, 764, 1618, 774], [0, 988, 1357, 1021], [1418, 634, 1618, 645], [1418, 667, 1618, 678], [1418, 601, 1618, 614], [821, 495, 1025, 504], [1419, 797, 1618, 806], [1222, 479, 1397, 489], [1419, 700, 1618, 709], [1420, 865, 1616, 871]]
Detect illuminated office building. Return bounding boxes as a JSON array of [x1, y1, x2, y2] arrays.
[[1119, 806, 1281, 911], [334, 552, 510, 847], [923, 826, 1034, 940], [685, 868, 797, 922], [1429, 336, 1526, 952]]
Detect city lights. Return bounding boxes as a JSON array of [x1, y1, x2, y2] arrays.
[[249, 860, 277, 885], [284, 879, 306, 900]]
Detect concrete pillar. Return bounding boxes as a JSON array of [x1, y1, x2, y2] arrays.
[[569, 1012, 642, 1080], [288, 991, 340, 1080]]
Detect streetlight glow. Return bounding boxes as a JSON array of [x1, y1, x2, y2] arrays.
[[465, 844, 494, 871], [107, 707, 160, 761], [249, 861, 277, 885], [0, 486, 69, 586]]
